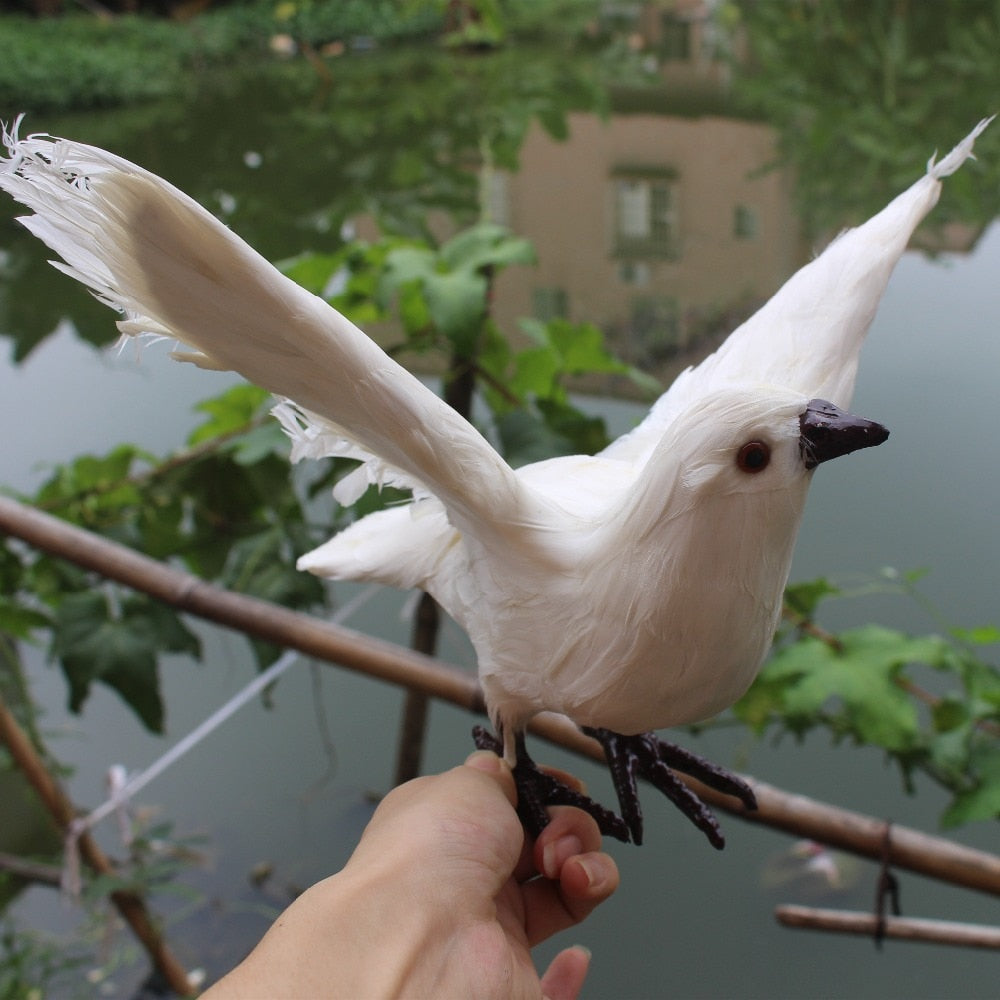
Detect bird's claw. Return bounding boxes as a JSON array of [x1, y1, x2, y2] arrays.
[[583, 728, 758, 849], [472, 726, 629, 842]]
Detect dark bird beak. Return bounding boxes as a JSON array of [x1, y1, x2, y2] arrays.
[[799, 399, 890, 470]]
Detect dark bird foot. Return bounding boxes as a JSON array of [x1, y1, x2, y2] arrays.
[[582, 728, 758, 849], [472, 726, 629, 842]]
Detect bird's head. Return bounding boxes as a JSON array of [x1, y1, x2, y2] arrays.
[[631, 387, 889, 537]]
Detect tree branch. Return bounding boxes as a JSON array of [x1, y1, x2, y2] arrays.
[[775, 904, 1000, 950], [0, 694, 195, 995]]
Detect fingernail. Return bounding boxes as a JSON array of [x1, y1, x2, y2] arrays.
[[575, 856, 601, 891], [542, 834, 583, 880]]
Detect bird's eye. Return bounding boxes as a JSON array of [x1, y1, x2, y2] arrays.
[[736, 440, 771, 473]]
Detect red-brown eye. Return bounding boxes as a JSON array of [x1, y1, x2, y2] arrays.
[[736, 440, 771, 473]]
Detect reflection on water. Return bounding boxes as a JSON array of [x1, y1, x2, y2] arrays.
[[489, 112, 804, 384], [2, 6, 1000, 997]]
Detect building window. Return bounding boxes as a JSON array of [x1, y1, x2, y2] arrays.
[[532, 286, 568, 321], [612, 170, 679, 259], [660, 13, 692, 61], [733, 204, 758, 239]]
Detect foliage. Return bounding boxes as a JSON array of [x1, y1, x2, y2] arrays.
[[284, 223, 657, 465], [730, 0, 1000, 236], [2, 36, 616, 361], [2, 383, 324, 727], [0, 14, 235, 115], [0, 919, 86, 1000], [0, 0, 604, 116], [735, 570, 1000, 828]]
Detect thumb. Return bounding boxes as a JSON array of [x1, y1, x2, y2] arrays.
[[540, 945, 592, 1000]]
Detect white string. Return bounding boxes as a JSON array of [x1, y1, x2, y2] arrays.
[[62, 583, 383, 897]]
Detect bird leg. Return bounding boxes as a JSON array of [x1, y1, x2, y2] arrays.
[[472, 726, 629, 842], [582, 728, 758, 849]]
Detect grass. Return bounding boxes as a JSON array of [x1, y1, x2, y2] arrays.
[[0, 2, 441, 115]]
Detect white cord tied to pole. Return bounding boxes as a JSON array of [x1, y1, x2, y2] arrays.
[[61, 584, 382, 899]]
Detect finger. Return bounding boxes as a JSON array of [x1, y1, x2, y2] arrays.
[[514, 803, 605, 884], [463, 749, 518, 808], [521, 850, 619, 946], [540, 945, 592, 1000], [534, 807, 605, 876]]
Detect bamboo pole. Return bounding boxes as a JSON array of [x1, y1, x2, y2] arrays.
[[775, 905, 1000, 950], [2, 493, 1000, 900], [0, 695, 195, 995]]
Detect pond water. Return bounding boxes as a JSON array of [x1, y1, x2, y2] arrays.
[[2, 14, 1000, 999]]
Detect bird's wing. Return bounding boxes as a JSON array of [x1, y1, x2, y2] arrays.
[[0, 123, 549, 545], [601, 117, 993, 468]]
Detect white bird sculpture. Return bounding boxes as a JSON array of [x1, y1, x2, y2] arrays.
[[0, 116, 989, 848]]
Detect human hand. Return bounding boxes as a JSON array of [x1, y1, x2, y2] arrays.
[[205, 750, 619, 999]]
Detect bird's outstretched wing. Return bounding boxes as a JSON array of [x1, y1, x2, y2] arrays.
[[602, 117, 994, 469], [0, 122, 549, 545]]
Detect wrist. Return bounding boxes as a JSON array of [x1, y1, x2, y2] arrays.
[[203, 857, 447, 999]]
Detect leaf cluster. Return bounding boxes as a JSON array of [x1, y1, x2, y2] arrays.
[[735, 573, 1000, 828], [0, 918, 87, 1000], [2, 384, 326, 732], [284, 223, 657, 467], [729, 0, 1000, 237]]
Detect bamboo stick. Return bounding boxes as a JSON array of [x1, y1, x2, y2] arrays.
[[775, 904, 1000, 950], [3, 493, 1000, 900]]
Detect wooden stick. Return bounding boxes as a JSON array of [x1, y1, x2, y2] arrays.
[[0, 850, 61, 886], [3, 493, 1000, 900], [0, 695, 195, 995], [776, 904, 1000, 950]]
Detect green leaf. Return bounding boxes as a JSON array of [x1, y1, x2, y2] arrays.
[[188, 384, 270, 446], [223, 528, 324, 611], [34, 444, 149, 517], [952, 625, 1000, 646], [941, 746, 1000, 827], [0, 600, 50, 640], [396, 280, 433, 336], [381, 245, 437, 294], [784, 577, 840, 619], [439, 223, 535, 272], [231, 420, 290, 466], [547, 319, 629, 375], [537, 398, 609, 456], [421, 269, 488, 351], [494, 409, 572, 468], [278, 251, 344, 296], [50, 592, 199, 733], [931, 694, 968, 734], [510, 345, 561, 399], [757, 626, 953, 751]]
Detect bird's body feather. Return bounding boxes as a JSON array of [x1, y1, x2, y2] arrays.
[[1, 116, 989, 766]]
